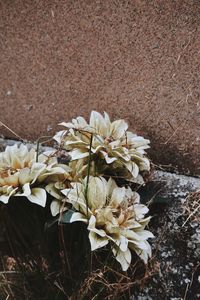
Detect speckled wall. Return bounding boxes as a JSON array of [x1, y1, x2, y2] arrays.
[[0, 0, 199, 175]]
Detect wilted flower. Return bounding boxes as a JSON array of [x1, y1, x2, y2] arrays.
[[62, 176, 154, 271], [54, 111, 150, 183], [0, 144, 69, 207]]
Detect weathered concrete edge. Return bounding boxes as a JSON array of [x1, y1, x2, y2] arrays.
[[1, 138, 200, 200], [151, 170, 200, 200]]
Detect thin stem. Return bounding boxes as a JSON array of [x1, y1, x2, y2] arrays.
[[84, 133, 93, 274], [84, 133, 93, 220], [36, 136, 52, 162]]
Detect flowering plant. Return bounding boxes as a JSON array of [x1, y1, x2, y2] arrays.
[[0, 144, 69, 207], [0, 111, 153, 272], [54, 111, 150, 183], [61, 176, 154, 271]]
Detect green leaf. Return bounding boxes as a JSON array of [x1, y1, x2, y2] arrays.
[[59, 210, 75, 224]]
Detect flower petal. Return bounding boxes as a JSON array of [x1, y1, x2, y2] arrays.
[[89, 111, 107, 136], [15, 182, 31, 197], [110, 187, 126, 206], [70, 212, 87, 223], [112, 247, 131, 271], [87, 177, 107, 210], [46, 183, 62, 200], [70, 149, 89, 160], [53, 130, 66, 143], [130, 240, 152, 263], [27, 188, 47, 207], [18, 168, 31, 185], [88, 215, 107, 237], [107, 177, 118, 198], [89, 231, 109, 251], [135, 230, 155, 240], [124, 161, 139, 178], [100, 150, 117, 164], [50, 200, 61, 216], [110, 120, 128, 139], [134, 204, 149, 220], [31, 163, 46, 183], [0, 194, 10, 204]]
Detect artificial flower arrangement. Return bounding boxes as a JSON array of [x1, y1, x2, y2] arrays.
[[0, 111, 153, 271]]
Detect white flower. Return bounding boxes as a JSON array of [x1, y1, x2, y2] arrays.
[[0, 144, 69, 207], [45, 151, 87, 216], [54, 111, 150, 183], [46, 181, 69, 216], [62, 176, 154, 271]]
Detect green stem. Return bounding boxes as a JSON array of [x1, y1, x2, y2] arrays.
[[36, 135, 52, 162], [85, 133, 93, 220]]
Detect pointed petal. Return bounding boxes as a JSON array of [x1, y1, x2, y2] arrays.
[[70, 149, 89, 160], [129, 174, 144, 185], [89, 111, 107, 135], [46, 183, 62, 200], [107, 177, 118, 198], [89, 231, 109, 251], [110, 120, 128, 139], [112, 247, 131, 271], [50, 200, 61, 216], [18, 168, 31, 185], [104, 112, 111, 127], [70, 212, 87, 223], [88, 215, 107, 237], [114, 235, 128, 252], [15, 182, 31, 197], [124, 161, 139, 178], [31, 163, 46, 183], [100, 150, 117, 164], [132, 241, 152, 263], [0, 194, 10, 204], [135, 230, 155, 240], [110, 187, 126, 206], [53, 130, 66, 143], [87, 177, 107, 209], [134, 204, 149, 219], [27, 188, 47, 207]]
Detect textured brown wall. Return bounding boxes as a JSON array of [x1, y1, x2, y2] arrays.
[[0, 0, 199, 175]]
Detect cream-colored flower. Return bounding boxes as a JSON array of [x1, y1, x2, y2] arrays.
[[54, 111, 150, 183], [46, 181, 70, 216], [45, 151, 87, 216], [62, 176, 154, 271], [0, 144, 69, 207]]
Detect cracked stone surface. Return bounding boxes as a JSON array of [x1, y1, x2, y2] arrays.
[[132, 171, 200, 300]]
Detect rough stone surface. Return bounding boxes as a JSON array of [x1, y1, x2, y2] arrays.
[[0, 0, 200, 175], [150, 170, 200, 199], [132, 202, 200, 299], [133, 170, 200, 300]]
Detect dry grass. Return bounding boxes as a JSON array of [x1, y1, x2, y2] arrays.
[[182, 189, 200, 227], [0, 198, 159, 300], [0, 253, 159, 300]]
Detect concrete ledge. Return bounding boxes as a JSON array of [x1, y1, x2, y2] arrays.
[[1, 138, 199, 199]]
